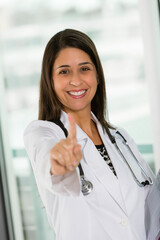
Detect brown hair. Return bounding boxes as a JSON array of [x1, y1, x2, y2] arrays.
[[39, 29, 113, 130]]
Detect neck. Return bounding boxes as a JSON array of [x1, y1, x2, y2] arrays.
[[64, 108, 93, 132], [71, 110, 92, 129], [63, 109, 102, 145]]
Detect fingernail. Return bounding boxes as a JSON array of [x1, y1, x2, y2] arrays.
[[68, 166, 74, 171], [73, 161, 78, 166]]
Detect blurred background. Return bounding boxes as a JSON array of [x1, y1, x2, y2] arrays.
[[0, 0, 160, 239]]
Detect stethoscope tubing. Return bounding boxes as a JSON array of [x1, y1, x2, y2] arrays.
[[123, 141, 153, 186], [51, 119, 153, 195], [113, 133, 153, 187]]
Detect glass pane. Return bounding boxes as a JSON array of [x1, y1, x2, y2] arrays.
[[0, 0, 156, 239]]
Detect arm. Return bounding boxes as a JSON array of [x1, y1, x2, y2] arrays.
[[23, 117, 82, 196], [50, 114, 82, 176]]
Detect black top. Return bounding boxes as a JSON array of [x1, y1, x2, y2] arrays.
[[95, 144, 117, 176]]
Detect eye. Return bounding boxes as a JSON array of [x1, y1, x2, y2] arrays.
[[81, 66, 90, 72], [59, 69, 69, 75]]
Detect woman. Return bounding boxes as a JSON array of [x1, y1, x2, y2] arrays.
[[24, 29, 155, 240]]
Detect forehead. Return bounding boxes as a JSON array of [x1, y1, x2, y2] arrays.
[[54, 47, 92, 65]]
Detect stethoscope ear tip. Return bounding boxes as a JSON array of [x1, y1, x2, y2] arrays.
[[141, 180, 150, 186]]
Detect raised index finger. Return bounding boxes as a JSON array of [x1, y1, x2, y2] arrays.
[[67, 113, 77, 143]]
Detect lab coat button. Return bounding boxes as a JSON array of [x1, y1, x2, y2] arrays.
[[120, 218, 128, 226]]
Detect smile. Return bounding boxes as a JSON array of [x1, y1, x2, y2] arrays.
[[67, 90, 87, 98], [68, 90, 87, 96]]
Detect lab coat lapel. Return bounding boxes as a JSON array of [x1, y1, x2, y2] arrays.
[[108, 130, 146, 215], [82, 138, 127, 212], [61, 111, 127, 212], [95, 123, 127, 213]]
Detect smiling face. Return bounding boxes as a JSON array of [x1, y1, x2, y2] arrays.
[[52, 47, 98, 114]]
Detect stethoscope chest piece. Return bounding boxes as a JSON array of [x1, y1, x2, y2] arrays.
[[80, 175, 93, 196]]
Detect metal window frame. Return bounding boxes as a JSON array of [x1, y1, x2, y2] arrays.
[[0, 125, 16, 240], [0, 46, 15, 240], [0, 137, 10, 240], [0, 50, 24, 240]]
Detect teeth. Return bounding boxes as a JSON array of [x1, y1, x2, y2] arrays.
[[68, 90, 86, 96]]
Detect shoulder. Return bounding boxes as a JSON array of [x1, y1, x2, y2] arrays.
[[23, 120, 66, 143], [109, 126, 141, 160], [110, 126, 132, 139], [109, 126, 137, 147]]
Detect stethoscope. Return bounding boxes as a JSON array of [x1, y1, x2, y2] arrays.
[[52, 120, 153, 196]]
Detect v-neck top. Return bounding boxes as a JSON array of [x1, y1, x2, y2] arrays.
[[95, 143, 117, 176]]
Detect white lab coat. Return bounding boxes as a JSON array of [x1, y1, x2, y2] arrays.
[[23, 111, 155, 240]]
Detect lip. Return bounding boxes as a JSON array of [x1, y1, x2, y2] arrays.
[[66, 89, 88, 99]]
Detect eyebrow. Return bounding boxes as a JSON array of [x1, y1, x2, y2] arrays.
[[79, 62, 93, 66], [56, 65, 70, 70], [56, 62, 93, 70]]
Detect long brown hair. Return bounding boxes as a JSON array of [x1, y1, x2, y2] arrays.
[[39, 29, 113, 130]]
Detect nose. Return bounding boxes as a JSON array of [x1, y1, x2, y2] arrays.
[[69, 72, 82, 86]]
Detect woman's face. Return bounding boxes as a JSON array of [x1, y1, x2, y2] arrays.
[[52, 47, 98, 114]]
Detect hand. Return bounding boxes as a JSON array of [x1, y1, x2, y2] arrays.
[[49, 114, 82, 176]]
